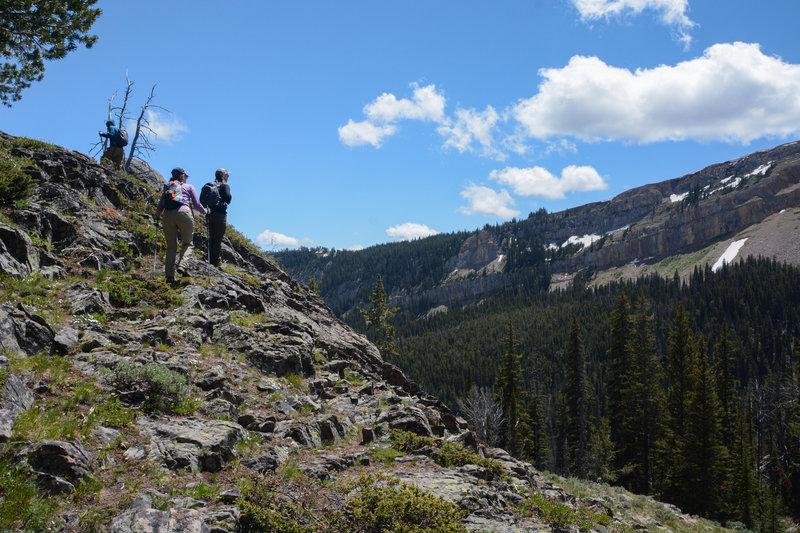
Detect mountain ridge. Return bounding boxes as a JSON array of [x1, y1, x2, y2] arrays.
[[276, 140, 800, 316]]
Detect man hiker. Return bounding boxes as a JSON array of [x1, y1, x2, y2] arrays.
[[98, 120, 126, 170], [155, 167, 207, 283], [201, 168, 232, 267]]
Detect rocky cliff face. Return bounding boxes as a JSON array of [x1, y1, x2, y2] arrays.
[[385, 141, 800, 310], [0, 132, 731, 531]]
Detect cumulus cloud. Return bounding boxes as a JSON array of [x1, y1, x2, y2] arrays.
[[339, 83, 446, 148], [256, 229, 305, 249], [438, 106, 505, 160], [365, 83, 446, 123], [386, 222, 440, 241], [145, 110, 188, 144], [338, 119, 397, 147], [458, 184, 520, 219], [513, 42, 800, 144], [571, 0, 696, 46], [490, 165, 607, 200]]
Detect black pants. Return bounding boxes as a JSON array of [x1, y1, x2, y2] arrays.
[[207, 212, 227, 266]]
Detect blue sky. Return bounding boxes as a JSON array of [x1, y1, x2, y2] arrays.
[[2, 1, 800, 251]]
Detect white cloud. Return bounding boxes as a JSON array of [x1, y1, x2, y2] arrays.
[[346, 244, 365, 251], [339, 83, 446, 148], [438, 106, 505, 160], [386, 222, 440, 241], [571, 0, 695, 46], [490, 165, 607, 200], [458, 184, 520, 219], [513, 42, 800, 144], [145, 110, 188, 144], [338, 119, 397, 147], [256, 229, 304, 249], [364, 83, 446, 123]]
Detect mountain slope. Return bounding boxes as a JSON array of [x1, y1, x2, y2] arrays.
[[276, 140, 800, 316], [0, 132, 738, 531]]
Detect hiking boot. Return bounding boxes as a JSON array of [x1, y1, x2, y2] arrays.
[[165, 276, 175, 284], [176, 266, 187, 276]]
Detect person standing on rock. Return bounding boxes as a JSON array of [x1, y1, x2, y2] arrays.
[[200, 168, 232, 267], [155, 167, 207, 283], [98, 120, 127, 170]]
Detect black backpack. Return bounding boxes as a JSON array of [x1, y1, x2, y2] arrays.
[[200, 181, 225, 210], [116, 127, 129, 147], [162, 179, 184, 210]]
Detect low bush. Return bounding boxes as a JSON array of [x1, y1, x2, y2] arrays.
[[0, 154, 36, 205], [105, 362, 191, 413]]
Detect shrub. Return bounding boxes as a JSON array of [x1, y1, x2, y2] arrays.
[[105, 362, 191, 413], [518, 491, 612, 531], [0, 155, 36, 205], [238, 475, 320, 533], [389, 429, 507, 480], [344, 474, 468, 532]]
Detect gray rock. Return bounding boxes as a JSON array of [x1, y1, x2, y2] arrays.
[[52, 326, 80, 355], [0, 373, 34, 442], [26, 440, 93, 482], [93, 426, 122, 444], [196, 365, 226, 390], [69, 287, 111, 315], [202, 398, 239, 421], [242, 453, 280, 473], [110, 507, 210, 533], [0, 304, 54, 356], [137, 417, 245, 473], [378, 404, 433, 437]]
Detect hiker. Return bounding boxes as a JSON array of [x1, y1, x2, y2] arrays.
[[201, 168, 233, 267], [98, 120, 127, 170], [155, 167, 207, 283]]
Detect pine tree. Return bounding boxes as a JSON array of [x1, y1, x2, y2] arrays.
[[712, 322, 741, 520], [663, 303, 698, 500], [681, 342, 724, 517], [628, 296, 664, 494], [0, 0, 102, 106], [494, 319, 523, 454], [732, 401, 757, 528], [520, 392, 550, 470], [564, 316, 589, 478], [359, 275, 398, 358], [606, 293, 635, 483]]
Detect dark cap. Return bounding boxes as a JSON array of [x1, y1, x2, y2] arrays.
[[171, 167, 188, 178], [215, 168, 230, 180], [106, 120, 114, 126]]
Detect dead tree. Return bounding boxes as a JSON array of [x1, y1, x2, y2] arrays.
[[457, 385, 505, 446], [91, 76, 168, 173], [124, 84, 169, 173]]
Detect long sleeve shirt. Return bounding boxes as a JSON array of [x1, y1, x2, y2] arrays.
[[155, 183, 207, 219]]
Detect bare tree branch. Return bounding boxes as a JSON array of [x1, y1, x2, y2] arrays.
[[125, 84, 170, 173], [457, 385, 505, 446]]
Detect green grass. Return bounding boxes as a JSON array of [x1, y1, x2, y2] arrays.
[[0, 457, 61, 531]]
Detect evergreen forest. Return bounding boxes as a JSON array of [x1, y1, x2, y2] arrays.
[[340, 256, 800, 530]]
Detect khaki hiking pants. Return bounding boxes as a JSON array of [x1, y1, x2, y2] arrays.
[[161, 209, 194, 278]]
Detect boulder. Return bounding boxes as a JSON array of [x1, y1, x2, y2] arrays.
[[137, 417, 245, 473], [0, 373, 35, 442], [26, 440, 93, 483], [378, 404, 434, 437]]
